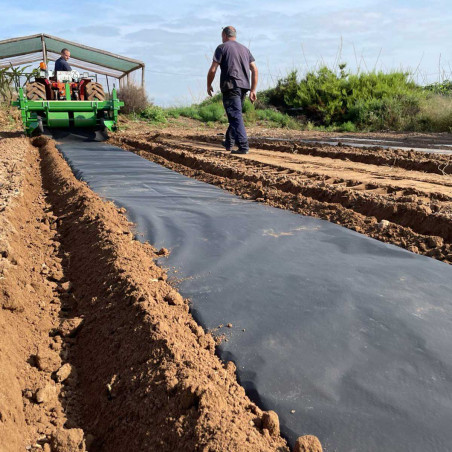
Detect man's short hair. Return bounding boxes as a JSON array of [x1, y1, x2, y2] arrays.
[[222, 26, 236, 38], [61, 48, 69, 54]]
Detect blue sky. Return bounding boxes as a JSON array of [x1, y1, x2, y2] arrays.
[[1, 0, 451, 105]]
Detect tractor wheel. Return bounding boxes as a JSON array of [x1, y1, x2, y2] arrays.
[[25, 82, 46, 100], [85, 82, 105, 101]]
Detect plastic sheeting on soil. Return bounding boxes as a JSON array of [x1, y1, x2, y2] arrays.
[[253, 136, 452, 155], [54, 133, 452, 452]]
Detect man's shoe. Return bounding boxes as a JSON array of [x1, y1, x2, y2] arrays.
[[221, 140, 232, 152], [231, 150, 249, 155]]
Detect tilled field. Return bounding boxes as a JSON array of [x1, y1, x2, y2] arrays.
[[2, 116, 451, 452], [111, 128, 452, 264], [0, 128, 309, 451]]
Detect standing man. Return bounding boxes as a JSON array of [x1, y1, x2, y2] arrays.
[[54, 48, 72, 78], [207, 26, 258, 155]]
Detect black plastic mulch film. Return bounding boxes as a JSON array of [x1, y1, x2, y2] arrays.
[[55, 133, 452, 452]]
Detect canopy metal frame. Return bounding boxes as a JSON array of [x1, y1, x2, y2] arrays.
[[0, 33, 145, 88]]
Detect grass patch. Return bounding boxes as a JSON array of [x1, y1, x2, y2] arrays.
[[131, 67, 452, 132]]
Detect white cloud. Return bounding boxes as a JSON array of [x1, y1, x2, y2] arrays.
[[1, 0, 452, 104]]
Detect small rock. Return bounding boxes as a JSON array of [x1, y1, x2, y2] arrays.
[[58, 318, 83, 337], [226, 323, 233, 328], [377, 219, 390, 229], [261, 410, 280, 437], [51, 428, 86, 452], [164, 289, 184, 306], [55, 363, 74, 383], [294, 435, 323, 452], [157, 247, 169, 256], [43, 444, 51, 452], [59, 281, 73, 293], [40, 264, 50, 275], [291, 409, 296, 414], [35, 385, 56, 404], [24, 389, 33, 399]]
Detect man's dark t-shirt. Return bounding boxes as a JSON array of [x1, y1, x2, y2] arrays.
[[213, 41, 255, 92], [54, 57, 72, 75]]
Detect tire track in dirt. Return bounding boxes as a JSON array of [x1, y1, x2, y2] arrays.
[[111, 134, 452, 264]]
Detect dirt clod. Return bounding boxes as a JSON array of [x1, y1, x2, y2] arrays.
[[59, 281, 72, 292], [294, 435, 323, 452], [50, 428, 86, 452], [55, 364, 74, 383], [36, 349, 62, 373], [58, 318, 83, 337], [35, 385, 56, 405], [427, 236, 444, 248], [164, 288, 185, 306], [262, 410, 280, 437]]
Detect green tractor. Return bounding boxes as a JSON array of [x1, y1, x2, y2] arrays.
[[12, 63, 123, 136]]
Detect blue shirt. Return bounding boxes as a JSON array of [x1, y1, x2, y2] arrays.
[[54, 57, 72, 74], [213, 41, 255, 92]]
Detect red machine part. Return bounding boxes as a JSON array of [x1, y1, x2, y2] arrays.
[[36, 77, 91, 100]]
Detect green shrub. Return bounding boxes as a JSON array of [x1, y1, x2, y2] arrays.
[[198, 102, 225, 122], [140, 105, 167, 123], [424, 80, 452, 96], [337, 121, 357, 132], [264, 65, 425, 130], [414, 94, 452, 132], [256, 109, 297, 128]]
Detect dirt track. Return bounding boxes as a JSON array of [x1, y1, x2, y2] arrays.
[[0, 127, 302, 451], [111, 127, 452, 264]]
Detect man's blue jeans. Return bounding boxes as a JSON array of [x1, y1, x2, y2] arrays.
[[222, 88, 249, 152]]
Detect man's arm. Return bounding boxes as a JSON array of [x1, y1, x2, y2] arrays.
[[207, 61, 219, 97], [249, 61, 258, 103]]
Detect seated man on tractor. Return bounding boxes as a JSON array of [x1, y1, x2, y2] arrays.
[[54, 48, 72, 77]]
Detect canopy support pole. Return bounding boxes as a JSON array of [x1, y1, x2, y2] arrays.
[[141, 66, 145, 90], [41, 35, 47, 65]]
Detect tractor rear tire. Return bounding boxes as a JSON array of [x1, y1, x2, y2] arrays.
[[85, 82, 105, 101], [25, 82, 46, 100]]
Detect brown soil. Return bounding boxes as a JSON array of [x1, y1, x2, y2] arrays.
[[110, 128, 452, 264], [1, 125, 314, 450]]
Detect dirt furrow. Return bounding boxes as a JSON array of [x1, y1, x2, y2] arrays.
[[181, 133, 452, 175], [30, 136, 295, 452], [111, 135, 452, 264], [1, 137, 84, 451], [149, 134, 452, 193], [2, 129, 321, 451]]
